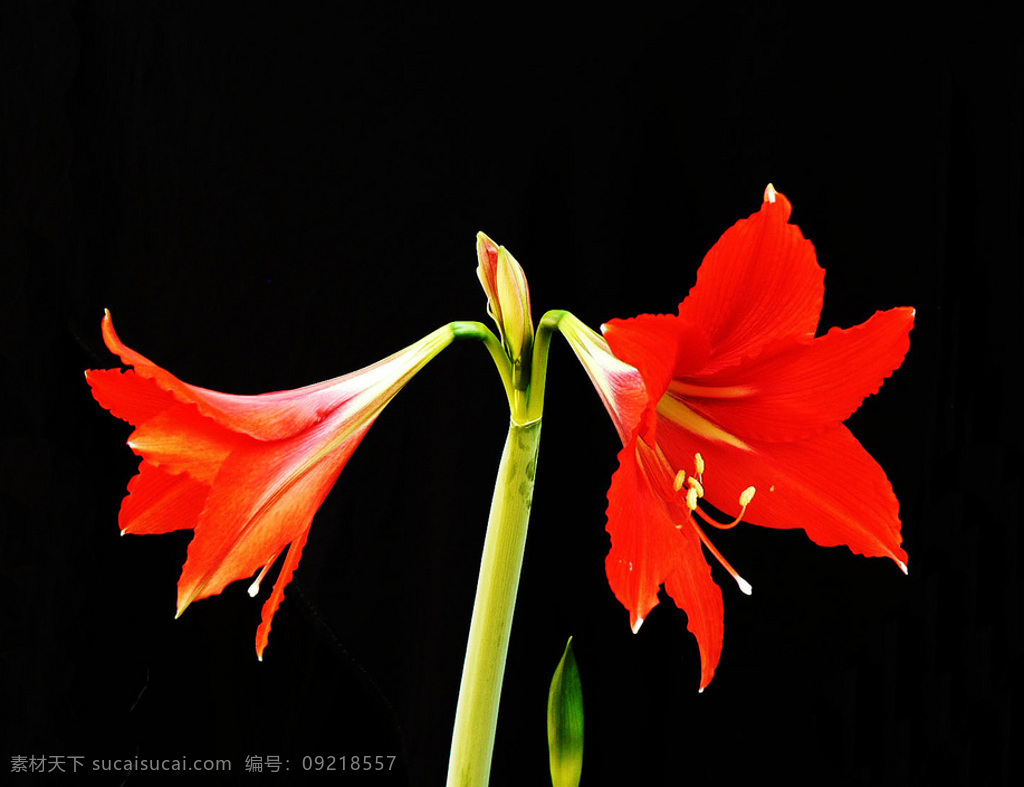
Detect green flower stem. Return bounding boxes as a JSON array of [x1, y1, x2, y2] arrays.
[[446, 310, 569, 786], [447, 310, 574, 786], [447, 419, 542, 787], [452, 321, 516, 411], [524, 310, 567, 424]]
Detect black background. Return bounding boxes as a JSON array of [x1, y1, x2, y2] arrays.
[[2, 3, 1021, 786]]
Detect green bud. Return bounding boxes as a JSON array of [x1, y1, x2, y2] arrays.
[[547, 636, 584, 787]]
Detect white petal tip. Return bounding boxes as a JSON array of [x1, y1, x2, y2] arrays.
[[764, 183, 777, 203], [898, 560, 909, 575], [247, 581, 260, 598], [698, 686, 705, 694], [631, 616, 644, 634], [737, 577, 753, 596]]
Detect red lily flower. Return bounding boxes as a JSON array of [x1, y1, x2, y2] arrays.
[[562, 186, 914, 690], [86, 311, 456, 658]]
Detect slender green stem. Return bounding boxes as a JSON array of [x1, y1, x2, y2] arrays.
[[446, 420, 542, 787], [452, 320, 516, 411], [524, 310, 567, 424]]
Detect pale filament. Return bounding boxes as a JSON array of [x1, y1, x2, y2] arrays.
[[674, 453, 754, 595], [248, 552, 281, 598]]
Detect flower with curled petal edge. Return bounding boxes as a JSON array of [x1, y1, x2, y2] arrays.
[[560, 185, 914, 690], [86, 310, 463, 659]]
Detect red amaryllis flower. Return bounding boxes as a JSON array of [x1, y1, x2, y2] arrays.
[[562, 185, 914, 690], [86, 311, 456, 658]]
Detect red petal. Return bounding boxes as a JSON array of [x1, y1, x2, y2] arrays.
[[255, 528, 310, 660], [86, 368, 180, 426], [605, 438, 724, 687], [176, 416, 370, 609], [677, 307, 915, 442], [128, 403, 246, 483], [86, 368, 234, 533], [678, 190, 825, 373], [99, 312, 363, 441], [120, 461, 209, 535], [663, 548, 724, 692], [601, 314, 709, 436], [657, 419, 907, 568], [100, 311, 450, 443]]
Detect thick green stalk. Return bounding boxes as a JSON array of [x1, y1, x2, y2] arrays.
[[446, 420, 542, 787], [446, 311, 566, 785]]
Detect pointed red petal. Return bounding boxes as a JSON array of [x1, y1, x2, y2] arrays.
[[678, 189, 824, 373], [606, 438, 685, 629], [120, 461, 209, 535], [255, 528, 310, 660], [100, 311, 454, 443], [606, 438, 725, 688], [657, 418, 907, 568], [175, 415, 369, 610], [98, 312, 360, 441], [678, 307, 915, 442], [663, 547, 724, 691]]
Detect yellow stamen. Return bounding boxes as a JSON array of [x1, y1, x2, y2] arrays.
[[673, 453, 755, 591], [703, 486, 757, 531]]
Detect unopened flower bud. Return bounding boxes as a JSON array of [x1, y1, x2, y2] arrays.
[[476, 232, 535, 375]]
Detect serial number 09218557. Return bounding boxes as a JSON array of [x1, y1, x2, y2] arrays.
[[301, 755, 397, 771]]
